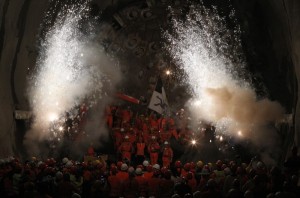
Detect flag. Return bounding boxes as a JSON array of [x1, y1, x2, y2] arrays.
[[148, 77, 169, 114], [116, 93, 140, 104]]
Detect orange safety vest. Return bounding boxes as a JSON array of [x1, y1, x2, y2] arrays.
[[163, 147, 173, 158], [136, 143, 145, 156]]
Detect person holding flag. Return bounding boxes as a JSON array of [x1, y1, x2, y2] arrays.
[[148, 77, 169, 116]]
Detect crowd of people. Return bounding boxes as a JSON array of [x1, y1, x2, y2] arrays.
[[1, 104, 300, 197], [105, 105, 215, 166], [0, 151, 299, 198]]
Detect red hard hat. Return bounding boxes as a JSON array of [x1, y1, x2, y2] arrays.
[[190, 162, 196, 169], [117, 161, 123, 170], [184, 163, 191, 171], [175, 160, 182, 168], [146, 165, 153, 172], [161, 166, 168, 174], [111, 166, 118, 174]]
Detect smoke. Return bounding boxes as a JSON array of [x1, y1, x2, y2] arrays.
[[166, 3, 285, 164], [25, 2, 121, 158]]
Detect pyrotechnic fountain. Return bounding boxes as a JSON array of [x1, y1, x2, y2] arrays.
[[24, 2, 120, 157], [166, 2, 285, 164]]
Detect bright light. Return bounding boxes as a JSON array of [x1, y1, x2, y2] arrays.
[[237, 130, 243, 137], [191, 139, 197, 145], [166, 70, 171, 75], [48, 113, 58, 122], [220, 136, 223, 141], [192, 100, 201, 106], [59, 126, 63, 131]]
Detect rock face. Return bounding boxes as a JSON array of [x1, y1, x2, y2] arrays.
[[0, 0, 299, 158]]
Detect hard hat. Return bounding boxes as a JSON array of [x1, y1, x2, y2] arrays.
[[121, 163, 128, 171], [153, 164, 160, 170], [62, 157, 69, 164], [135, 167, 143, 175], [146, 165, 153, 172], [128, 166, 135, 174], [175, 160, 182, 168], [143, 160, 149, 167], [196, 160, 203, 168], [66, 161, 73, 168], [184, 163, 191, 171]]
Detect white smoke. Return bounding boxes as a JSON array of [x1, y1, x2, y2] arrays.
[[25, 2, 121, 157], [167, 3, 285, 163]]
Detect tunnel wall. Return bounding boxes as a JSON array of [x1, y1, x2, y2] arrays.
[[0, 0, 48, 158], [234, 0, 300, 149]]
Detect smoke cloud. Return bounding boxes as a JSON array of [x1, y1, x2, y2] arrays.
[[167, 2, 285, 164], [24, 2, 121, 158]]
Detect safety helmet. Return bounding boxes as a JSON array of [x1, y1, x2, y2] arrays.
[[175, 160, 182, 168], [184, 163, 191, 171], [121, 163, 128, 171]]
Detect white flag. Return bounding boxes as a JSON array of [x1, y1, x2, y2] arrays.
[[148, 77, 169, 114]]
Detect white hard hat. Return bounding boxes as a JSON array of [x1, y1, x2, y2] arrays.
[[143, 160, 149, 167], [135, 167, 143, 175], [153, 164, 160, 170], [121, 163, 128, 171], [66, 160, 73, 167], [62, 157, 69, 164], [164, 141, 169, 145]]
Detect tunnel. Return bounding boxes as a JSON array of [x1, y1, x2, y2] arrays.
[[0, 0, 299, 165]]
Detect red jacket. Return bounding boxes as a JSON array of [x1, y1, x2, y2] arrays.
[[108, 175, 122, 197]]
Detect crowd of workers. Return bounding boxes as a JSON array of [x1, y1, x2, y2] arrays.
[[1, 104, 300, 197], [105, 105, 214, 167], [0, 151, 300, 198]]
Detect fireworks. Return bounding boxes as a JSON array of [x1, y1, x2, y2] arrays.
[[191, 139, 197, 145], [166, 2, 284, 145]]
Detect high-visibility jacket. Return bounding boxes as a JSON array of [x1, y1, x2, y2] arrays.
[[135, 175, 148, 197], [188, 177, 197, 193], [108, 175, 122, 197], [160, 130, 172, 142], [143, 172, 153, 180], [148, 142, 160, 153], [148, 177, 161, 197], [121, 177, 139, 198], [116, 171, 129, 184], [162, 147, 173, 167], [122, 109, 132, 123], [158, 117, 167, 131], [136, 142, 145, 156], [119, 142, 133, 160]]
